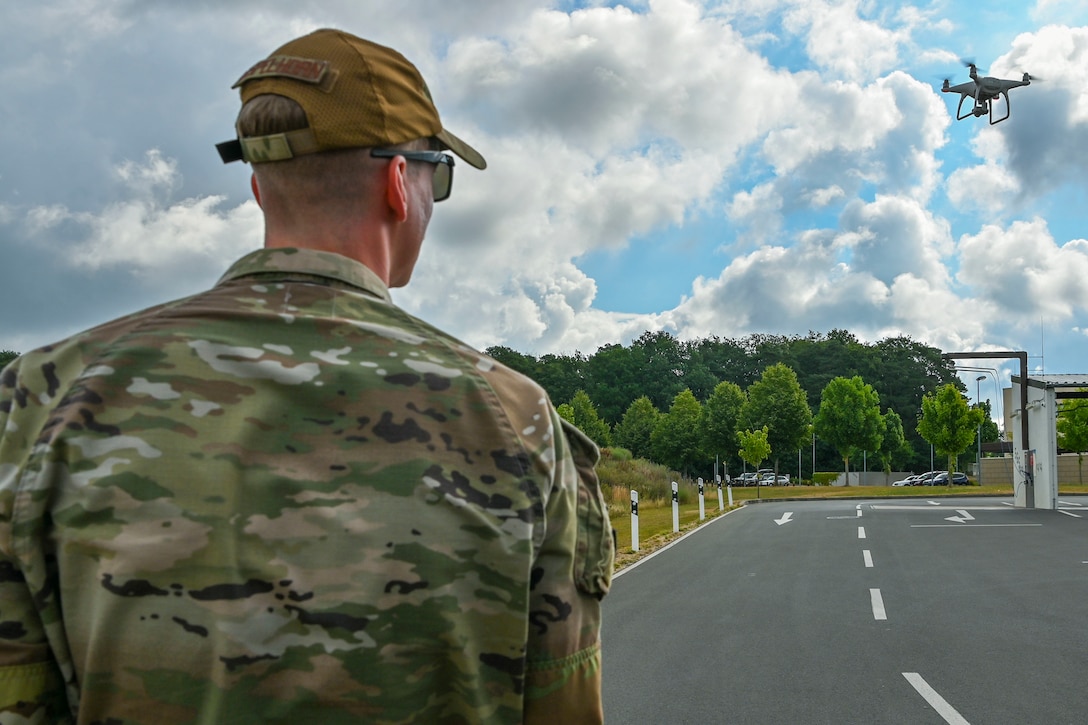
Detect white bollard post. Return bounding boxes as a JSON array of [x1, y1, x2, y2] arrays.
[[630, 490, 639, 552], [698, 477, 705, 520], [671, 481, 679, 533], [727, 483, 734, 507], [717, 474, 724, 511]]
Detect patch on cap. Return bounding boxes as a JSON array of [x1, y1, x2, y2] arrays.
[[232, 55, 330, 88]]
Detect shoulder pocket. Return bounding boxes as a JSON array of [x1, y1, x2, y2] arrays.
[[560, 420, 613, 599]]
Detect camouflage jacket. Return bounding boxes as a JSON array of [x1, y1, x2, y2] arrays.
[[0, 248, 613, 724]]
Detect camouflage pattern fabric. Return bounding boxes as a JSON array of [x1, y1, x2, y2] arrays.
[[0, 248, 613, 724]]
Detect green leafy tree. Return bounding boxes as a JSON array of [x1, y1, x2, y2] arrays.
[[584, 343, 642, 424], [0, 350, 18, 370], [739, 363, 813, 476], [738, 426, 771, 471], [876, 409, 908, 477], [556, 403, 575, 424], [613, 396, 661, 460], [977, 400, 1001, 443], [1057, 391, 1088, 485], [630, 331, 687, 415], [568, 390, 612, 448], [701, 381, 746, 473], [534, 352, 586, 410], [916, 384, 985, 481], [651, 389, 705, 476], [813, 376, 884, 483]]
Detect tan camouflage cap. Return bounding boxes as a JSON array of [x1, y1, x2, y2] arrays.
[[216, 28, 486, 169]]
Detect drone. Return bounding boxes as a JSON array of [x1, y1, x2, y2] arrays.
[[941, 61, 1036, 125]]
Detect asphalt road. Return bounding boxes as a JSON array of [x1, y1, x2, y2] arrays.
[[601, 496, 1088, 724]]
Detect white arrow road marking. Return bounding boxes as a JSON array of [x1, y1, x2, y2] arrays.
[[775, 511, 794, 525], [903, 673, 971, 725], [928, 500, 940, 505], [870, 589, 886, 620], [944, 510, 975, 524], [1059, 509, 1082, 518]]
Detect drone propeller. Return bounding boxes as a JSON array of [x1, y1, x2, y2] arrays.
[[960, 58, 985, 74], [1022, 72, 1042, 82]]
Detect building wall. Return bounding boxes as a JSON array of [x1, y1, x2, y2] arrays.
[[980, 453, 1088, 486]]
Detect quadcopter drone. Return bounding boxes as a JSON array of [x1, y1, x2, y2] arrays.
[[941, 61, 1036, 124]]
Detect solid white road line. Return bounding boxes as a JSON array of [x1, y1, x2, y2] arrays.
[[863, 550, 873, 568], [870, 588, 886, 620], [902, 672, 971, 725], [858, 526, 866, 539]]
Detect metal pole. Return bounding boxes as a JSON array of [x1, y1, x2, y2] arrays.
[[977, 375, 985, 485]]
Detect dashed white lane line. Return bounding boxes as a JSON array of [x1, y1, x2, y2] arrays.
[[870, 588, 886, 620], [858, 526, 866, 539], [863, 550, 873, 568], [903, 672, 971, 724]]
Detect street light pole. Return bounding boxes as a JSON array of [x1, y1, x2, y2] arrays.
[[976, 375, 985, 485]]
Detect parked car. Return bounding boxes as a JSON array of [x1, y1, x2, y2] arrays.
[[911, 471, 941, 485], [774, 475, 790, 485], [891, 475, 917, 487], [737, 472, 760, 486], [931, 471, 969, 485]]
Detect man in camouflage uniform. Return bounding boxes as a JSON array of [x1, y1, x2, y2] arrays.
[[0, 28, 613, 724]]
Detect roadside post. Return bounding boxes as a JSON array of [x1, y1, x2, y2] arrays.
[[727, 480, 734, 507], [671, 481, 679, 533], [716, 474, 724, 511], [630, 490, 639, 552], [697, 478, 705, 520]]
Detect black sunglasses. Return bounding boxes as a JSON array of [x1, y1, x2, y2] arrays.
[[370, 149, 454, 202]]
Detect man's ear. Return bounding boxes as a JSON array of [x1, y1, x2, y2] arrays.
[[250, 173, 262, 209], [384, 156, 410, 223]]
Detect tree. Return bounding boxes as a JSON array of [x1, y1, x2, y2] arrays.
[[738, 427, 771, 471], [974, 400, 1002, 441], [630, 331, 687, 415], [701, 381, 746, 474], [813, 376, 884, 483], [1057, 391, 1088, 485], [613, 396, 661, 460], [739, 363, 813, 475], [584, 343, 642, 424], [555, 402, 575, 424], [876, 409, 908, 478], [651, 389, 705, 476], [567, 390, 612, 448], [534, 352, 586, 410], [0, 350, 18, 370], [916, 384, 985, 481]]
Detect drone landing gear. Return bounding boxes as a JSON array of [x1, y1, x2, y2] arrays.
[[956, 93, 1011, 124]]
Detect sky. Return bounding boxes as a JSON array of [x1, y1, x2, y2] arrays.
[[2, 0, 1087, 418]]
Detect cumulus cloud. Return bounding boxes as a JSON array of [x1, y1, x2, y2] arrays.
[[16, 150, 260, 288], [957, 218, 1088, 321]]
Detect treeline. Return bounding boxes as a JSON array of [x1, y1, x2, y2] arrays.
[[487, 329, 965, 476]]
